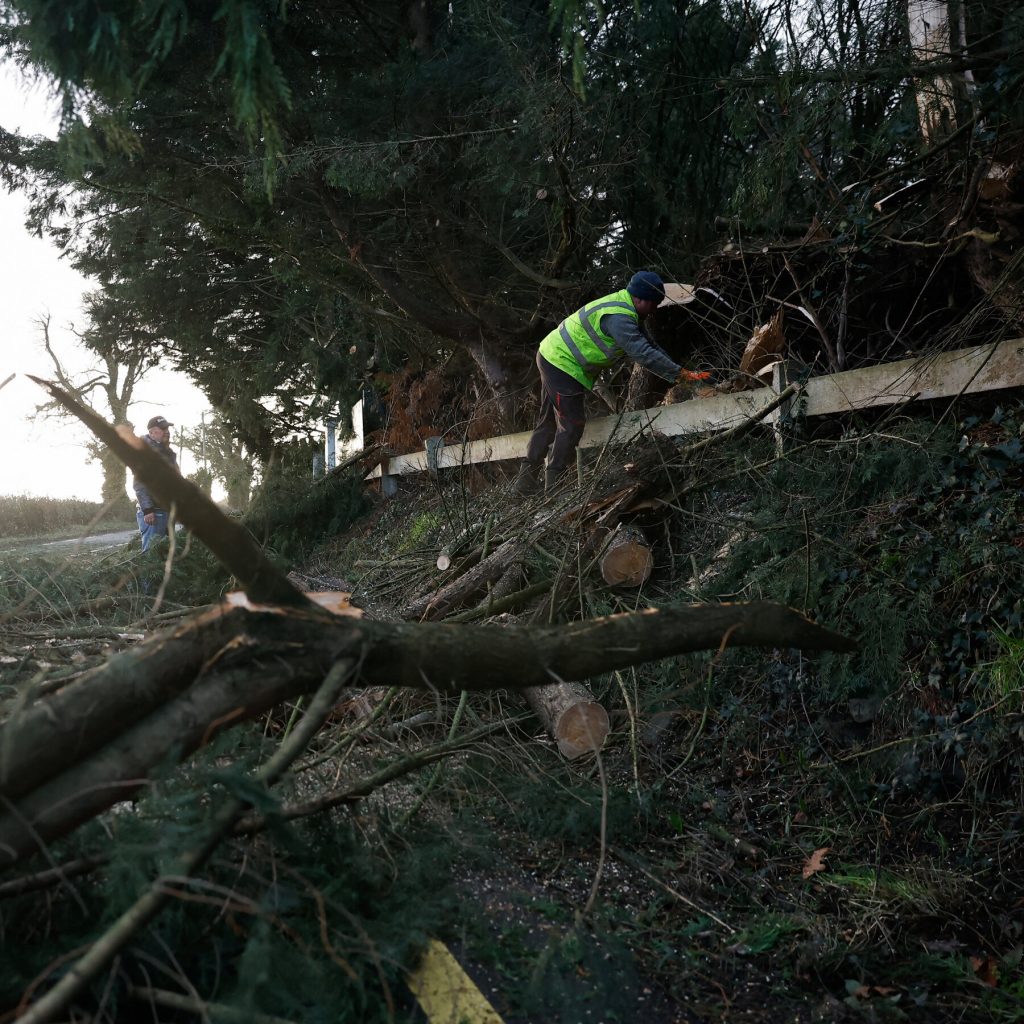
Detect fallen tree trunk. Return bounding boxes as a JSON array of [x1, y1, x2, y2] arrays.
[[0, 606, 242, 802], [0, 600, 854, 869], [1, 380, 857, 873], [401, 536, 528, 620]]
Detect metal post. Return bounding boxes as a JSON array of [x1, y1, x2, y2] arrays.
[[325, 418, 338, 471], [425, 436, 444, 477], [768, 361, 792, 456], [351, 398, 364, 452]]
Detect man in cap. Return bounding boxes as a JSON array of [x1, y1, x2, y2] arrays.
[[133, 415, 179, 551], [515, 270, 709, 494]]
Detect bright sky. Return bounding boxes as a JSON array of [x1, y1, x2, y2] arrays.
[[0, 63, 210, 501]]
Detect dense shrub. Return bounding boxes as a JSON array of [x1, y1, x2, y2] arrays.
[[243, 461, 370, 562]]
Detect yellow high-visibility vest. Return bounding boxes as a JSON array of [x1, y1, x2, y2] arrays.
[[538, 288, 637, 389]]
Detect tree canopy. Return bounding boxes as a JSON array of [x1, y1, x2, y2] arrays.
[[1, 0, 1021, 463], [0, 0, 765, 451]]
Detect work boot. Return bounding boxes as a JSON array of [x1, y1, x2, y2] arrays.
[[513, 460, 542, 496], [544, 464, 567, 493]]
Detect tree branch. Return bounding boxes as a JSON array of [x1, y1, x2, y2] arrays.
[[27, 376, 313, 610], [0, 599, 854, 868], [13, 660, 356, 1024]]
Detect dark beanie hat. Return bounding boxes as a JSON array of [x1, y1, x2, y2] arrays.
[[626, 270, 665, 303]]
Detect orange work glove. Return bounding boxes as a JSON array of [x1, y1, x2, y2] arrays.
[[676, 368, 712, 384]]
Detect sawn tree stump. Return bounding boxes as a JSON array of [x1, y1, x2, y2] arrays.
[[524, 681, 610, 759], [599, 525, 653, 587]]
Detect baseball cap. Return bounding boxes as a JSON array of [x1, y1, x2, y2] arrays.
[[147, 416, 174, 429]]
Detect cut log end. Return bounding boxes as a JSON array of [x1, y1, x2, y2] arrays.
[[524, 679, 611, 760], [600, 526, 653, 587], [555, 701, 611, 759]]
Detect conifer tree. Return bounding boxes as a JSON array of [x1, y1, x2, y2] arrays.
[[0, 0, 759, 440]]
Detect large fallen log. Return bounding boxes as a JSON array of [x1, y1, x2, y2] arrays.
[[0, 599, 854, 869]]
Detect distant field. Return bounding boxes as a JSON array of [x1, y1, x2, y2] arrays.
[[0, 494, 135, 541]]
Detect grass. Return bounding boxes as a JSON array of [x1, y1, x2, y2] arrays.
[[0, 522, 136, 554], [0, 494, 133, 540], [986, 628, 1024, 699]]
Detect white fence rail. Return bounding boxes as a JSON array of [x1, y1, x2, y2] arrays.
[[361, 337, 1023, 491]]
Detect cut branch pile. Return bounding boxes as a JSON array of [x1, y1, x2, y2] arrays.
[[0, 377, 854, 873], [0, 377, 859, 1024]]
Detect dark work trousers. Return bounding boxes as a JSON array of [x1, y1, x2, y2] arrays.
[[525, 352, 588, 474]]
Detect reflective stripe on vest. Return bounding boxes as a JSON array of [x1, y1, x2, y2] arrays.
[[539, 289, 637, 387]]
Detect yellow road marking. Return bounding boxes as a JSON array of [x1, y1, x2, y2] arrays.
[[408, 937, 505, 1024]]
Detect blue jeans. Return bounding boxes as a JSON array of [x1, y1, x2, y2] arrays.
[[136, 509, 168, 552]]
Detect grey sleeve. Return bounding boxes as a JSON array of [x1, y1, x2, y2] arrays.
[[601, 313, 680, 382], [132, 441, 178, 511], [133, 475, 155, 512]]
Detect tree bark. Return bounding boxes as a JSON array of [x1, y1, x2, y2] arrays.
[[907, 0, 960, 144], [0, 606, 234, 802], [624, 363, 656, 412], [97, 439, 131, 505]]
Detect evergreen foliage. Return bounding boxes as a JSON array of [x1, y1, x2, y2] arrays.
[[177, 411, 256, 511], [0, 738, 458, 1022], [3, 0, 1021, 462], [242, 445, 370, 561], [0, 0, 762, 454]]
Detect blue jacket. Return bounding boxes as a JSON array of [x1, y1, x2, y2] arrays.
[[132, 436, 179, 513]]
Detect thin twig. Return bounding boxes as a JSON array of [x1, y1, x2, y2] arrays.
[[126, 986, 297, 1024]]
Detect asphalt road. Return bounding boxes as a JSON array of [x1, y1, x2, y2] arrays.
[[35, 529, 137, 553]]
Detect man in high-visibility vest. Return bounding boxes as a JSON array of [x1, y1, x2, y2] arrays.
[[514, 270, 709, 494]]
